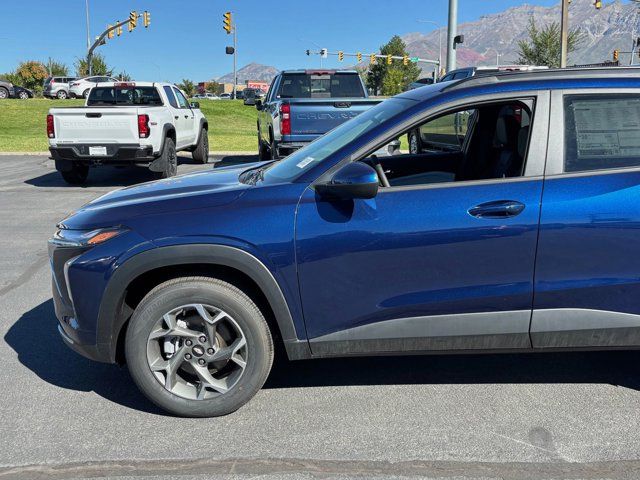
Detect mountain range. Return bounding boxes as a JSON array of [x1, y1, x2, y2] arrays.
[[216, 0, 640, 81]]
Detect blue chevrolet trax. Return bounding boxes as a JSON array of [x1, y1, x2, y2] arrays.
[[50, 68, 640, 416]]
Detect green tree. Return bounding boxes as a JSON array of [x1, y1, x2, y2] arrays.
[[516, 17, 583, 68], [382, 69, 406, 96], [205, 81, 223, 95], [177, 79, 196, 97], [15, 61, 48, 93], [117, 70, 132, 81], [46, 59, 69, 76], [74, 53, 113, 77], [366, 35, 420, 95]]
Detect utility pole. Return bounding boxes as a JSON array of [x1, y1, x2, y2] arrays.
[[560, 0, 569, 68], [85, 0, 91, 52], [446, 0, 458, 71]]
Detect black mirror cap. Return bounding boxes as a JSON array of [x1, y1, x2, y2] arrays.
[[315, 162, 379, 200], [190, 102, 200, 109]]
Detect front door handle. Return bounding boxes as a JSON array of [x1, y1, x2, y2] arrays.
[[468, 200, 525, 219]]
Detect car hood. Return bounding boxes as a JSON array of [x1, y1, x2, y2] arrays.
[[59, 162, 267, 230]]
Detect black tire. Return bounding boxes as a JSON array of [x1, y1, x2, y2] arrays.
[[125, 277, 274, 417], [257, 132, 270, 161], [152, 137, 178, 179], [192, 128, 209, 164], [0, 87, 9, 99], [408, 130, 422, 155], [57, 90, 67, 100], [59, 163, 89, 184], [270, 135, 279, 160], [83, 89, 90, 99]]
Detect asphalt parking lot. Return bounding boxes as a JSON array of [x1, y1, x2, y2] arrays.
[[3, 155, 640, 479]]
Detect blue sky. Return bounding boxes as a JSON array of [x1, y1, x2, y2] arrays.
[[0, 0, 561, 83]]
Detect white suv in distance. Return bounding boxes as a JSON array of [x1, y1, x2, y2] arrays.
[[69, 76, 119, 99]]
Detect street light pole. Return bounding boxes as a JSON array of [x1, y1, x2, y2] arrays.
[[560, 0, 569, 68], [486, 47, 500, 67], [446, 0, 458, 71], [85, 0, 91, 74], [233, 24, 237, 99]]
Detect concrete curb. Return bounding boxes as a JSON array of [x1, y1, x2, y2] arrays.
[[0, 151, 256, 157]]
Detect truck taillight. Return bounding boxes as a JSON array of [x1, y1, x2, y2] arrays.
[[47, 114, 55, 138], [280, 103, 291, 136], [138, 114, 150, 138]]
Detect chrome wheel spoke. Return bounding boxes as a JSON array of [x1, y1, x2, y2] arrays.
[[146, 303, 247, 400]]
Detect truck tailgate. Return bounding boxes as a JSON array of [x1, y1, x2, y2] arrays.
[[51, 107, 140, 144], [288, 99, 381, 136]]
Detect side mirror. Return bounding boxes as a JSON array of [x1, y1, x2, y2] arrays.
[[255, 99, 263, 110], [190, 102, 200, 109], [315, 162, 379, 200]]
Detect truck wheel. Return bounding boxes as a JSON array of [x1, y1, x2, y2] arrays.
[[258, 137, 270, 161], [153, 137, 178, 179], [57, 90, 68, 100], [270, 137, 279, 160], [125, 277, 274, 417], [192, 128, 209, 164], [59, 163, 89, 184], [0, 87, 8, 99]]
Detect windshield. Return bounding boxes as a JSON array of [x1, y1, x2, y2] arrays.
[[87, 86, 163, 106], [277, 73, 365, 99], [263, 98, 413, 183]]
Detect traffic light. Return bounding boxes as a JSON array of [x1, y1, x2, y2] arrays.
[[613, 49, 619, 61], [357, 52, 362, 63], [223, 12, 232, 34], [128, 11, 137, 32], [403, 55, 409, 66], [143, 11, 150, 28], [305, 49, 311, 56], [386, 54, 392, 65], [116, 22, 122, 36], [338, 51, 344, 61], [594, 0, 602, 8], [107, 25, 114, 39], [370, 54, 376, 65]]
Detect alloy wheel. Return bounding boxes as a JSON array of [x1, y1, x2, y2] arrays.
[[146, 303, 247, 400]]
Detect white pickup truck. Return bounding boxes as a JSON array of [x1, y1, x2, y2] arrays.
[[47, 81, 209, 184]]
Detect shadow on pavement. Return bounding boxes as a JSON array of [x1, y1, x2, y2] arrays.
[[23, 155, 258, 188], [4, 299, 166, 415], [7, 300, 640, 414]]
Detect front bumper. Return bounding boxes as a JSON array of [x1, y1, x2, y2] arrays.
[[50, 144, 154, 165]]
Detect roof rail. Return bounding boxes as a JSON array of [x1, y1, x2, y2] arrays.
[[442, 66, 640, 92]]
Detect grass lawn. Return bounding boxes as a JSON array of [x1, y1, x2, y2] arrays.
[[0, 98, 258, 152]]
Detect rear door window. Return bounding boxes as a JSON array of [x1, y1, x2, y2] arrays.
[[564, 95, 640, 172]]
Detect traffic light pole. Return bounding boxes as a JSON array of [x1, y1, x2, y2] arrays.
[[446, 0, 457, 71], [87, 18, 132, 75], [306, 49, 439, 68], [233, 25, 237, 100]]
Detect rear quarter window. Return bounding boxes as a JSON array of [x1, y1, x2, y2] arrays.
[[564, 95, 640, 172]]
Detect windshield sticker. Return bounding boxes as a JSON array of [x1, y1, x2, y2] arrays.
[[296, 157, 315, 169]]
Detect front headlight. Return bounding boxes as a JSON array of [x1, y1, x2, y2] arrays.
[[50, 226, 127, 247]]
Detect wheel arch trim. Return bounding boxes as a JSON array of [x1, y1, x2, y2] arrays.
[[97, 244, 310, 363]]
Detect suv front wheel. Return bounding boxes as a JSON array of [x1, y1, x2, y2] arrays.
[[125, 277, 274, 417]]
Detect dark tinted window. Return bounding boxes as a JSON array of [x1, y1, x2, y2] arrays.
[[163, 86, 178, 108], [87, 86, 163, 106], [277, 73, 365, 98], [564, 95, 640, 172]]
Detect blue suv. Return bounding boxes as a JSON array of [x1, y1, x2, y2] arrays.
[[50, 68, 640, 416]]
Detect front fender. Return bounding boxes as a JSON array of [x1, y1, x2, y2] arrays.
[[97, 243, 310, 363]]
